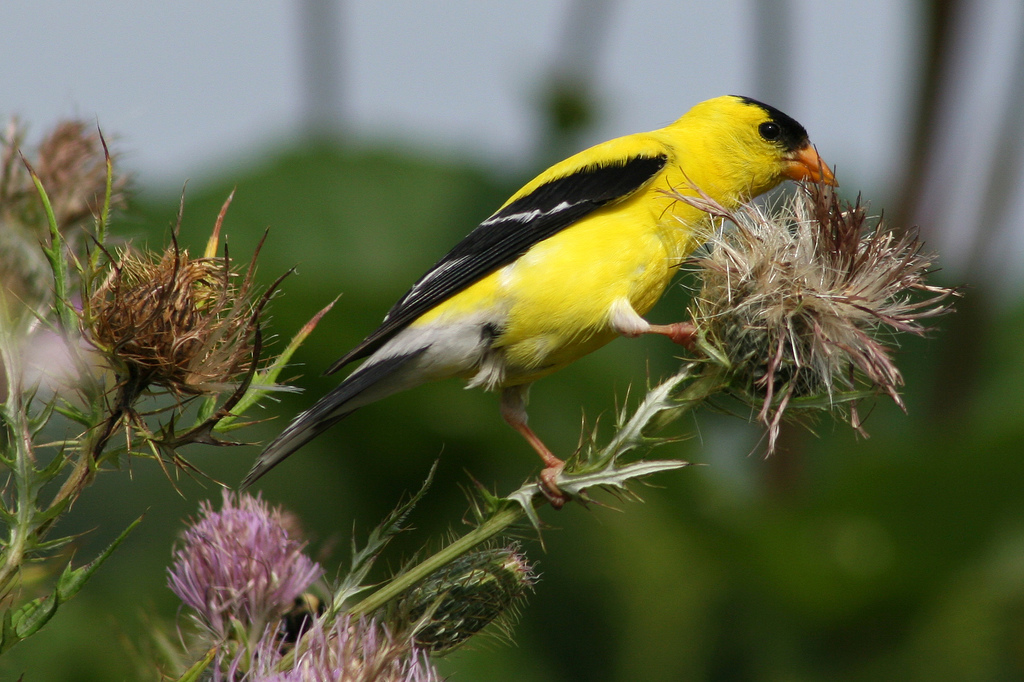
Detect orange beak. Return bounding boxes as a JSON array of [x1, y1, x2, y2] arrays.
[[784, 145, 837, 185]]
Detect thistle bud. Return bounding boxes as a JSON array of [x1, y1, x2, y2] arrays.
[[33, 120, 124, 232], [398, 544, 536, 653], [1, 118, 125, 307]]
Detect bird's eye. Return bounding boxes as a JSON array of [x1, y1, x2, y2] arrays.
[[759, 121, 781, 141]]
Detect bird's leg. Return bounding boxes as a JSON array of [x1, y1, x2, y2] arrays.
[[500, 385, 569, 510], [610, 298, 697, 350]]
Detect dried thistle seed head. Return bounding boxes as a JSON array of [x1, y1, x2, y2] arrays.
[[34, 120, 126, 232], [398, 544, 536, 653], [0, 118, 125, 237], [1, 119, 125, 306], [86, 217, 264, 396], [678, 183, 955, 450]]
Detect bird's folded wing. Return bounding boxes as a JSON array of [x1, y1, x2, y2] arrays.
[[325, 152, 668, 375]]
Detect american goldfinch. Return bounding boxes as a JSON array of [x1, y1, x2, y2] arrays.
[[243, 95, 835, 504]]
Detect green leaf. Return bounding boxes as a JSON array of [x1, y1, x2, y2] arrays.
[[26, 531, 76, 554], [26, 399, 57, 439], [53, 403, 94, 428], [0, 607, 16, 654], [215, 297, 336, 432], [24, 159, 76, 337], [9, 592, 60, 643], [193, 395, 219, 428], [0, 516, 142, 653], [505, 460, 692, 529], [94, 130, 113, 260], [37, 446, 72, 481]]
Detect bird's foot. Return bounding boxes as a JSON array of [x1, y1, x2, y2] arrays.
[[648, 321, 697, 350], [539, 462, 570, 510]]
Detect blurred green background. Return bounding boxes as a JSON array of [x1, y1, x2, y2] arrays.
[[5, 1, 1024, 680]]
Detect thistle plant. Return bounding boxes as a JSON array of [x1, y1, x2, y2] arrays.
[[0, 119, 329, 655], [166, 491, 442, 682], [161, 178, 955, 680], [396, 543, 536, 654]]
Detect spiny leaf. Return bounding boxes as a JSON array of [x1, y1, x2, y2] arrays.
[[56, 515, 142, 601], [332, 461, 436, 612], [53, 403, 94, 427], [0, 516, 142, 651], [23, 156, 76, 336], [505, 460, 691, 528], [38, 446, 71, 481], [25, 531, 76, 554]]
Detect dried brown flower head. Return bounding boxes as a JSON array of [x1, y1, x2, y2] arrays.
[[35, 120, 126, 231], [85, 195, 270, 398], [1, 119, 125, 236], [677, 183, 956, 449]]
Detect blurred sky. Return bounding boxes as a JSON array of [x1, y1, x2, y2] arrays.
[[5, 1, 912, 187], [3, 0, 1023, 288]]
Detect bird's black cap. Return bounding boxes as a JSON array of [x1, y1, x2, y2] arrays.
[[735, 96, 810, 153]]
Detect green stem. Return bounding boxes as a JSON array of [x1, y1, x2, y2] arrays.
[[0, 322, 36, 597], [341, 364, 729, 620], [346, 503, 527, 618], [274, 502, 531, 673]]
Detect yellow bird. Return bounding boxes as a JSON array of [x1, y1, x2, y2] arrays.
[[243, 95, 835, 504]]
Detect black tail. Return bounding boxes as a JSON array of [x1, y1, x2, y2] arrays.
[[240, 350, 424, 488]]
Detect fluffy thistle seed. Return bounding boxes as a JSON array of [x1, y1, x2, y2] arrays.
[[398, 544, 536, 653], [677, 183, 955, 449]]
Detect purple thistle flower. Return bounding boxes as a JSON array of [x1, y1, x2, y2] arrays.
[[168, 490, 323, 640], [249, 615, 439, 682]]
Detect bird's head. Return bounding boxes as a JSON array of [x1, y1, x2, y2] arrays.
[[673, 95, 836, 203]]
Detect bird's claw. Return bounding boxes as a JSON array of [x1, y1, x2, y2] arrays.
[[665, 321, 697, 349], [539, 463, 570, 510], [650, 321, 697, 350]]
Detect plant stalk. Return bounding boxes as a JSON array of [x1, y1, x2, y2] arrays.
[[346, 502, 528, 618]]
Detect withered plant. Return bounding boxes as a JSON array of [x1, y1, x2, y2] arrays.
[[0, 120, 330, 655]]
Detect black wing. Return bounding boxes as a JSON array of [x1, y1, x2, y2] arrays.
[[325, 153, 668, 374]]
